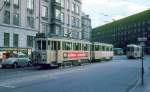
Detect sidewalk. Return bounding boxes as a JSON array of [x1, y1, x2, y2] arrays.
[[130, 67, 150, 92]]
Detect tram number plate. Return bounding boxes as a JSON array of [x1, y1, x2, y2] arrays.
[[64, 52, 88, 58]]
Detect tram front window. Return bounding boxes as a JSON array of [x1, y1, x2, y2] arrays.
[[42, 40, 46, 50], [37, 40, 47, 50], [37, 41, 41, 50]]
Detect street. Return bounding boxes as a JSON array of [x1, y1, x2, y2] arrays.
[[0, 56, 150, 92]]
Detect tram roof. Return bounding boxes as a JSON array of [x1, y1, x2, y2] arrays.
[[35, 36, 91, 44], [93, 42, 113, 46], [127, 44, 141, 47]]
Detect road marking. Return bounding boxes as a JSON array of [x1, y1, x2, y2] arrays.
[[0, 85, 15, 88]]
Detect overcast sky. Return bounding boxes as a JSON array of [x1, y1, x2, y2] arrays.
[[82, 0, 150, 28]]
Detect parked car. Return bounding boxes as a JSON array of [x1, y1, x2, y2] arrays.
[[1, 53, 32, 69]]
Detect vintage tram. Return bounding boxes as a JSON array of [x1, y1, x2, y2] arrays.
[[32, 33, 114, 68]]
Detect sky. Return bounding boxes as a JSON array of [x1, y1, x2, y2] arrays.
[[82, 0, 150, 28]]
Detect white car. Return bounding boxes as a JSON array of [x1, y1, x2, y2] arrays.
[[1, 53, 31, 69]]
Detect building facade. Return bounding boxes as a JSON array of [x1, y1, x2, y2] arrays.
[[81, 13, 91, 41], [92, 10, 150, 54], [49, 0, 82, 39], [0, 0, 88, 51], [0, 0, 42, 50]]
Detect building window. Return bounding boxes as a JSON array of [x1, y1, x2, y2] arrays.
[[3, 11, 10, 24], [55, 0, 61, 3], [4, 33, 10, 47], [76, 18, 79, 27], [55, 9, 61, 20], [76, 5, 79, 14], [4, 0, 10, 4], [61, 0, 65, 8], [27, 0, 34, 10], [13, 34, 18, 47], [13, 13, 19, 25], [27, 16, 34, 28], [71, 16, 75, 27], [66, 0, 70, 10], [71, 3, 75, 12], [27, 36, 34, 47], [61, 12, 64, 24], [55, 25, 61, 35], [14, 0, 19, 6], [67, 14, 70, 25], [42, 23, 48, 33], [41, 6, 48, 20]]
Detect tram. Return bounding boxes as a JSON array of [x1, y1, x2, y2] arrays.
[[32, 33, 114, 68], [91, 42, 113, 61], [126, 44, 142, 59]]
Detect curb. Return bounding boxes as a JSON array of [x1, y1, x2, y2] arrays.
[[125, 77, 140, 92]]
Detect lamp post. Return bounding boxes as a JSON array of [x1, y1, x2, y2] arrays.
[[138, 37, 147, 86]]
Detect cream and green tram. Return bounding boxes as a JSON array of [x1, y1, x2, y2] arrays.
[[32, 37, 91, 68], [126, 44, 142, 59], [91, 42, 114, 62]]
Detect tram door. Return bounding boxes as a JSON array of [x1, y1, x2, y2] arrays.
[[51, 41, 60, 64]]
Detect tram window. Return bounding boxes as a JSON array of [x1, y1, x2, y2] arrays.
[[127, 47, 134, 51], [102, 46, 105, 51], [42, 40, 46, 50], [99, 45, 102, 51], [73, 43, 80, 51], [37, 41, 41, 50], [51, 41, 56, 50], [51, 41, 60, 50], [82, 44, 88, 51], [110, 47, 113, 51], [62, 42, 72, 50], [106, 47, 109, 51], [95, 45, 99, 51]]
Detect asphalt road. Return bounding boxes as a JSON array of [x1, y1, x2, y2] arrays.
[[0, 56, 149, 92]]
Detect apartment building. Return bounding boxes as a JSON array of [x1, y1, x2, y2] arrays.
[[81, 13, 91, 41], [58, 0, 82, 39], [0, 0, 86, 51]]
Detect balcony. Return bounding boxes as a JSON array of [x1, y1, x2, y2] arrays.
[[51, 18, 61, 25]]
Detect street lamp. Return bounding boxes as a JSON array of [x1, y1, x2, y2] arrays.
[[138, 37, 147, 86]]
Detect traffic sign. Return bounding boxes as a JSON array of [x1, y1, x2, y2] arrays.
[[138, 37, 147, 42]]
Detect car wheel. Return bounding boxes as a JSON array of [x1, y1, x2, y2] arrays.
[[13, 63, 18, 69]]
